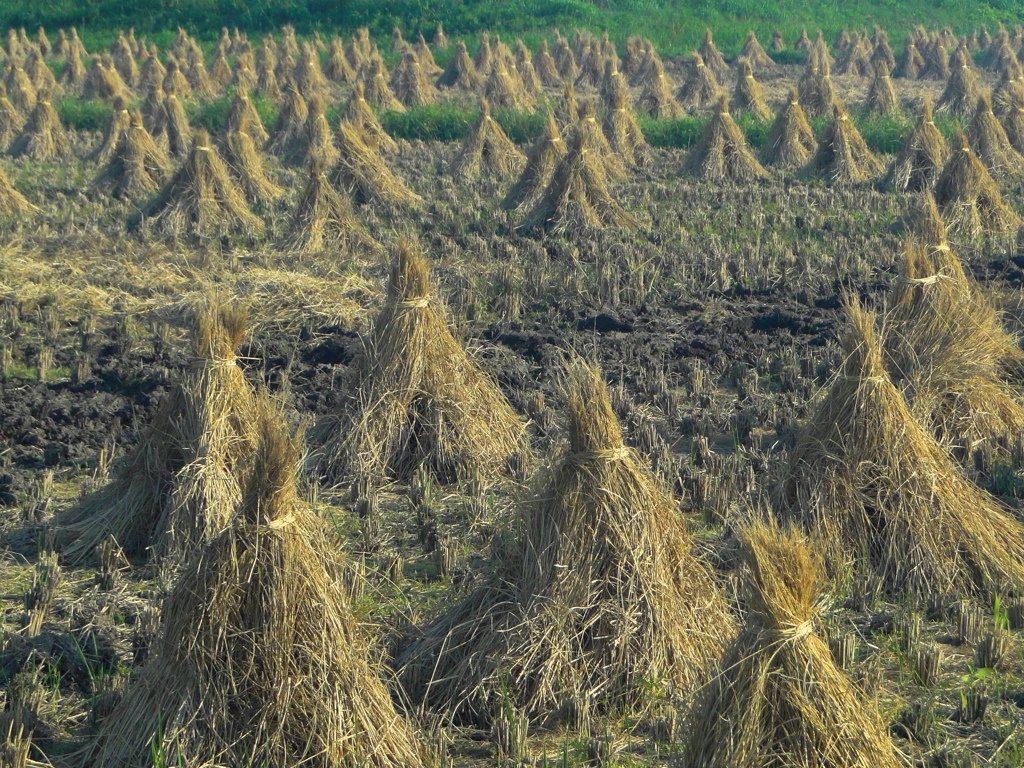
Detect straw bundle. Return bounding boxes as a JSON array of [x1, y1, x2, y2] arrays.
[[140, 46, 167, 91], [572, 40, 601, 88], [290, 44, 325, 102], [794, 28, 811, 51], [434, 24, 449, 49], [603, 89, 647, 166], [699, 28, 729, 75], [740, 30, 774, 70], [0, 84, 25, 151], [771, 30, 785, 52], [921, 37, 951, 80], [398, 362, 734, 725], [803, 104, 884, 185], [223, 112, 285, 206], [502, 112, 567, 210], [5, 62, 38, 114], [515, 39, 542, 95], [519, 123, 637, 234], [474, 33, 493, 75], [280, 24, 301, 61], [556, 83, 580, 129], [316, 241, 528, 483], [225, 91, 269, 148], [933, 131, 1022, 237], [416, 33, 442, 74], [600, 61, 627, 108], [905, 189, 950, 246], [1001, 91, 1024, 153], [437, 40, 482, 89], [52, 29, 67, 59], [484, 60, 535, 110], [678, 521, 904, 768], [90, 94, 131, 164], [79, 414, 424, 768], [678, 53, 720, 111], [966, 92, 1024, 176], [152, 93, 192, 159], [58, 51, 87, 92], [555, 37, 580, 81], [613, 34, 634, 67], [390, 51, 436, 107], [638, 57, 684, 118], [864, 61, 899, 116], [731, 59, 770, 120], [93, 109, 172, 199], [811, 31, 835, 68], [760, 88, 817, 169], [872, 32, 897, 71], [885, 242, 1024, 464], [184, 56, 216, 101], [24, 49, 60, 95], [111, 36, 139, 87], [895, 35, 924, 78], [0, 163, 33, 217], [209, 45, 231, 87], [162, 57, 192, 99], [325, 37, 355, 83], [141, 83, 165, 134], [571, 100, 627, 179], [987, 38, 1019, 74], [798, 53, 838, 119], [8, 93, 70, 160], [777, 301, 1024, 599], [361, 58, 404, 112], [936, 48, 981, 116], [494, 35, 517, 72], [992, 64, 1024, 116], [683, 96, 767, 181], [255, 43, 282, 100], [267, 86, 308, 158], [342, 82, 398, 154], [301, 95, 342, 164], [838, 36, 872, 76], [331, 122, 420, 207], [59, 300, 260, 565], [450, 98, 525, 178], [884, 98, 948, 192], [230, 51, 257, 94], [136, 129, 265, 237], [282, 157, 380, 254], [534, 40, 562, 87]]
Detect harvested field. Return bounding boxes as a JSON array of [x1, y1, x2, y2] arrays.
[[2, 17, 1024, 768]]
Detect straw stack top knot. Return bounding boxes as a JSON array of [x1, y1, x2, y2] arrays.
[[567, 364, 626, 456], [191, 299, 248, 361], [389, 240, 432, 304], [839, 301, 886, 382], [241, 412, 300, 528], [741, 521, 821, 632]]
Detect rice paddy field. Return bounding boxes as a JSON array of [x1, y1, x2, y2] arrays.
[[5, 11, 1024, 768]]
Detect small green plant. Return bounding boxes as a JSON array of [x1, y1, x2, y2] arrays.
[[57, 98, 112, 132]]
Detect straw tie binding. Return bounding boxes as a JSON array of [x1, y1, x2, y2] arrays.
[[840, 375, 886, 383], [397, 297, 431, 309], [898, 273, 953, 286], [567, 447, 632, 464], [264, 511, 297, 530], [767, 619, 815, 642]]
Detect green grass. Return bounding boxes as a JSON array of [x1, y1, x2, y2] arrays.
[[369, 102, 966, 155], [4, 0, 1024, 60], [57, 97, 113, 132], [187, 90, 279, 134]]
